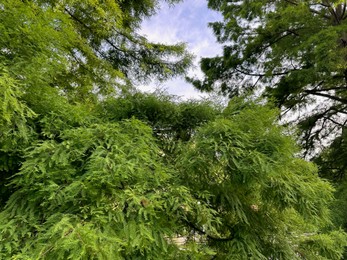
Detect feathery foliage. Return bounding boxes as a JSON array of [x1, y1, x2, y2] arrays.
[[0, 0, 346, 258], [195, 0, 347, 155]]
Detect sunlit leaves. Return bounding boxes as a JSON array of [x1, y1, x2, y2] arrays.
[[0, 119, 218, 258]]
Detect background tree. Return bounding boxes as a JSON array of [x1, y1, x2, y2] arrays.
[[0, 0, 192, 100], [178, 99, 346, 259], [192, 0, 347, 156]]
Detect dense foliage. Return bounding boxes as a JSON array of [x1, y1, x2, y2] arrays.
[[0, 0, 346, 259], [195, 1, 347, 255], [1, 85, 346, 258], [194, 0, 347, 155], [0, 0, 191, 99], [0, 118, 219, 259], [178, 101, 346, 259], [0, 0, 191, 205]]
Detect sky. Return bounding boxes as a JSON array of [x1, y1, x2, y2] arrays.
[[138, 0, 222, 99]]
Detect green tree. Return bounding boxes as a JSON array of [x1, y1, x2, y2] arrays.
[[1, 1, 346, 258], [0, 119, 218, 259], [0, 0, 192, 100], [0, 94, 345, 258], [192, 0, 347, 155], [177, 99, 346, 259], [0, 0, 191, 205], [193, 3, 347, 250]]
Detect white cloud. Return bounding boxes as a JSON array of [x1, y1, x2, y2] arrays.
[[137, 0, 222, 99]]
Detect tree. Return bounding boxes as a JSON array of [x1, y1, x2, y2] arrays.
[[192, 2, 347, 248], [0, 0, 191, 205], [0, 1, 346, 258], [192, 0, 347, 156], [0, 118, 219, 259], [0, 0, 192, 100], [192, 1, 347, 245], [0, 91, 346, 258], [177, 99, 346, 259]]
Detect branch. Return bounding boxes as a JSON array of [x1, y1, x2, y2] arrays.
[[324, 116, 347, 127], [310, 86, 347, 92], [284, 0, 331, 20], [64, 8, 176, 72], [234, 67, 295, 77], [258, 30, 302, 55], [303, 89, 347, 104], [184, 219, 234, 242], [342, 2, 347, 20], [322, 0, 340, 24], [251, 76, 262, 90], [64, 8, 127, 55]]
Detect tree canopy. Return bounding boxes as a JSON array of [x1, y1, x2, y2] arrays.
[[0, 0, 191, 206], [0, 0, 346, 259], [193, 0, 347, 155], [1, 91, 346, 258], [193, 0, 347, 256], [1, 0, 191, 100]]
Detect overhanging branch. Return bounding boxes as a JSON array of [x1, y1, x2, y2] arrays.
[[303, 89, 347, 104]]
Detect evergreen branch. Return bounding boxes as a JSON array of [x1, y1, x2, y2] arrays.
[[63, 8, 129, 55], [64, 7, 183, 69], [262, 31, 298, 49], [255, 30, 303, 58]]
